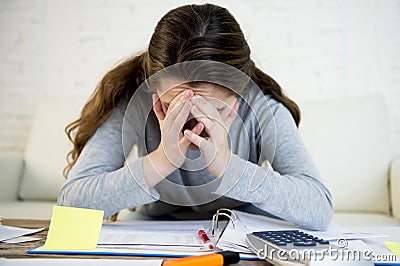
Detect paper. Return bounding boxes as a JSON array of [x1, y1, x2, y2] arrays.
[[28, 245, 258, 260], [99, 229, 201, 246], [99, 220, 208, 247], [30, 219, 229, 257], [0, 258, 162, 266], [3, 236, 41, 244], [385, 241, 400, 256], [0, 224, 44, 242], [302, 224, 388, 241], [217, 210, 386, 253], [218, 210, 303, 252], [42, 205, 104, 250]]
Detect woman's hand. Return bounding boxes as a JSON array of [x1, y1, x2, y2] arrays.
[[184, 95, 238, 178], [143, 91, 204, 188]]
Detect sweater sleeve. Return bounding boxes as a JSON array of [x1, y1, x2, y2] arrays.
[[57, 102, 160, 218], [214, 102, 333, 230]]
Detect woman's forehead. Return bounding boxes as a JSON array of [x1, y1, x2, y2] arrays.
[[159, 83, 232, 104]]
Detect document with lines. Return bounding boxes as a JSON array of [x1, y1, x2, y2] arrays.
[[216, 210, 387, 253], [98, 219, 209, 247], [29, 219, 228, 257]]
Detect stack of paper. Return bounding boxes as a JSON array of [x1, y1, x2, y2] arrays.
[[29, 206, 222, 257], [27, 206, 398, 263], [217, 211, 387, 254], [30, 219, 218, 257], [0, 224, 44, 244], [98, 219, 214, 251], [0, 258, 162, 266]]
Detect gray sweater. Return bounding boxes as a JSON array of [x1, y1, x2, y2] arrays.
[[58, 85, 333, 230]]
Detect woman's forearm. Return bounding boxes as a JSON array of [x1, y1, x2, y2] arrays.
[[57, 158, 160, 218], [142, 148, 177, 188], [214, 154, 333, 230]]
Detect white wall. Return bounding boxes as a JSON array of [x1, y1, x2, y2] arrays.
[[1, 0, 399, 158]]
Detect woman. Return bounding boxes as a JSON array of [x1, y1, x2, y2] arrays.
[[58, 3, 333, 230]]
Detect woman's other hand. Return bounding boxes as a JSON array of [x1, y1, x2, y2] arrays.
[[184, 95, 238, 178]]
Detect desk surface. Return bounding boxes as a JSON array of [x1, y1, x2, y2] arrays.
[[0, 219, 268, 265]]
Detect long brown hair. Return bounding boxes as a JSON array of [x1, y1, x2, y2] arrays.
[[64, 3, 300, 178]]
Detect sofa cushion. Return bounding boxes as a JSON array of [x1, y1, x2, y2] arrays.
[[18, 97, 85, 201], [0, 200, 55, 220], [298, 96, 390, 214], [0, 153, 23, 201], [333, 212, 399, 226]]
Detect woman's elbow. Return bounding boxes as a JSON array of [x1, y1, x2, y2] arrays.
[[57, 180, 87, 208], [307, 195, 334, 231]]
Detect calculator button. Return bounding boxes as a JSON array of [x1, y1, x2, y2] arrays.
[[250, 230, 329, 249], [293, 241, 317, 247]]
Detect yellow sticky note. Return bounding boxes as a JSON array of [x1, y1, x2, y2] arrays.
[[385, 241, 400, 256], [42, 206, 104, 250]]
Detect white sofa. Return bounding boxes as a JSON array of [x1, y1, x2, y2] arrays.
[[298, 96, 399, 226], [0, 97, 85, 220], [0, 95, 399, 226]]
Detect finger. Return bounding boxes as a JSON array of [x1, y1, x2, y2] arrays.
[[163, 97, 188, 128], [190, 105, 215, 131], [168, 101, 193, 134], [152, 94, 165, 121], [191, 95, 221, 120], [184, 129, 211, 151], [192, 122, 204, 135], [168, 90, 193, 113], [179, 122, 204, 148], [162, 90, 192, 125]]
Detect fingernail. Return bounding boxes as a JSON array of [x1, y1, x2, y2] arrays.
[[152, 94, 157, 103], [192, 97, 200, 104], [184, 130, 192, 137], [184, 90, 191, 99], [196, 123, 203, 130]]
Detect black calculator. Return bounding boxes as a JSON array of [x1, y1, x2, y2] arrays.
[[246, 230, 334, 264]]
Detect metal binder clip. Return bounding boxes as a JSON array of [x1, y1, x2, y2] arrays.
[[211, 208, 237, 237]]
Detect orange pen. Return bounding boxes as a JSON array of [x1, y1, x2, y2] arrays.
[[162, 251, 240, 266]]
